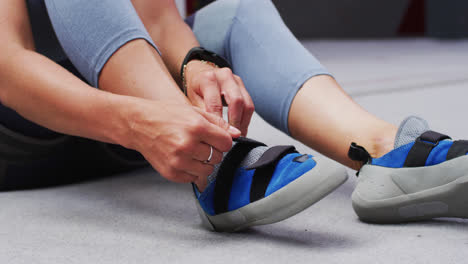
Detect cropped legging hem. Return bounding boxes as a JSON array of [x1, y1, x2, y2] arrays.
[[90, 29, 161, 88], [43, 0, 161, 88], [281, 71, 333, 135]]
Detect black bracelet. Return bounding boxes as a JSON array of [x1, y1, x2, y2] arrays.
[[180, 47, 231, 95]]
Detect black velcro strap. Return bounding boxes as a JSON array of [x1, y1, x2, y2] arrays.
[[213, 137, 265, 214], [419, 130, 451, 143], [348, 143, 372, 163], [233, 137, 266, 146], [248, 146, 298, 203], [245, 145, 297, 170], [403, 130, 451, 167], [446, 140, 468, 160], [403, 140, 436, 167]]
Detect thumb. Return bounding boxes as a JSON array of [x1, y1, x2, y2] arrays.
[[196, 108, 241, 138]]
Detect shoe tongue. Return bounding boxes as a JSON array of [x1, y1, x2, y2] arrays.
[[394, 116, 430, 149]]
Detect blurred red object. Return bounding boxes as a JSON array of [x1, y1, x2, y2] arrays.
[[186, 0, 215, 16], [398, 0, 425, 35]]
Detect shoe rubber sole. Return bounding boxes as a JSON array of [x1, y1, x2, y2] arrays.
[[353, 155, 468, 223], [194, 156, 348, 232]]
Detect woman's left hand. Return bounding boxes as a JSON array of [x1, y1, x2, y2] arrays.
[[183, 60, 254, 136]]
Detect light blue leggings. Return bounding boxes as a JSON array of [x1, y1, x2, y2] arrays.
[[186, 0, 330, 134], [30, 0, 330, 135]]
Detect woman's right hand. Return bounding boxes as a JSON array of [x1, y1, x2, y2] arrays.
[[122, 99, 240, 186]]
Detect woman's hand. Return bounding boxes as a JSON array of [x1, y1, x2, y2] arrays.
[[123, 99, 241, 187], [184, 60, 255, 136]]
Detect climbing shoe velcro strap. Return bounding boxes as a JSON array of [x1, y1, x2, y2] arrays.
[[248, 145, 298, 203], [348, 142, 372, 163], [233, 137, 266, 148], [404, 130, 451, 167], [446, 140, 468, 161], [245, 145, 297, 170], [418, 130, 451, 143], [213, 137, 265, 214]]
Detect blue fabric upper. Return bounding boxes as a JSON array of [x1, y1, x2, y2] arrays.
[[195, 153, 316, 216], [371, 140, 455, 168]]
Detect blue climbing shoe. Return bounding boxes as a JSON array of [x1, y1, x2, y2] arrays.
[[350, 116, 468, 223], [193, 137, 347, 232]]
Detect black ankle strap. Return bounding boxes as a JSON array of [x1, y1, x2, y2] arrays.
[[348, 143, 372, 164], [348, 143, 372, 177]]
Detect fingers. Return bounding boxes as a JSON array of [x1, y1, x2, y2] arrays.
[[199, 71, 223, 117], [163, 151, 214, 183], [165, 169, 198, 183], [170, 156, 216, 189], [196, 108, 241, 140], [200, 122, 235, 152], [178, 159, 215, 178], [234, 76, 255, 136], [188, 91, 206, 110], [215, 68, 245, 130], [194, 174, 208, 191], [167, 142, 222, 185], [188, 66, 253, 136], [192, 142, 223, 165]]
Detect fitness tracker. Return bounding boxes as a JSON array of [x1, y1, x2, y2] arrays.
[[180, 47, 231, 95]]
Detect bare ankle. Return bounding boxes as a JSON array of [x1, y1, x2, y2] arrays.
[[368, 125, 398, 158]]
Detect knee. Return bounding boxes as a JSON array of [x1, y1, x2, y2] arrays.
[[208, 0, 277, 17], [235, 0, 273, 6], [231, 0, 280, 21], [131, 0, 179, 26]]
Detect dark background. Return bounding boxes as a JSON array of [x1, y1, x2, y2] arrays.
[[189, 0, 468, 38]]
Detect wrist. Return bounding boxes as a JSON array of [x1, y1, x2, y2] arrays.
[[180, 47, 231, 95], [103, 94, 145, 150], [185, 60, 217, 78], [183, 60, 218, 94]]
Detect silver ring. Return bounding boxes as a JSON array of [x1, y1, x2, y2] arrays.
[[203, 146, 213, 164]]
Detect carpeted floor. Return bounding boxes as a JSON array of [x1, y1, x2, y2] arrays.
[[1, 39, 467, 264]]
